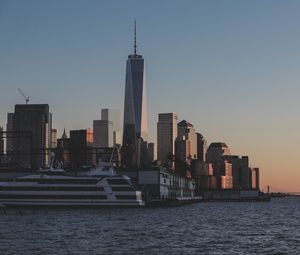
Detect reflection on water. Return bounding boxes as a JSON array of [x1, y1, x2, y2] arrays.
[[0, 197, 299, 255]]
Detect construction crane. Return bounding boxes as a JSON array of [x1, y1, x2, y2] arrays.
[[17, 88, 30, 104]]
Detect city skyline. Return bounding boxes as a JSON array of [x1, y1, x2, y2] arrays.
[[0, 1, 300, 192]]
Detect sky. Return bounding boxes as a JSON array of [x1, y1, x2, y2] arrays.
[[0, 0, 299, 192]]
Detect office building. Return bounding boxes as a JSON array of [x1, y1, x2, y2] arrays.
[[157, 113, 177, 164], [70, 129, 93, 169], [0, 126, 4, 164], [148, 142, 155, 163], [101, 108, 121, 145], [206, 142, 232, 189], [51, 129, 57, 148], [122, 21, 148, 168], [177, 120, 197, 159], [93, 120, 114, 148], [56, 129, 70, 166], [6, 113, 14, 154], [12, 104, 52, 168], [196, 133, 207, 162], [223, 155, 250, 189], [93, 108, 121, 148]]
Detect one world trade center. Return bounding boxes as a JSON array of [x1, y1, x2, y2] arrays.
[[122, 21, 148, 168]]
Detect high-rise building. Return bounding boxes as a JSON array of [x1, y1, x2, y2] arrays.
[[196, 133, 207, 162], [6, 113, 14, 153], [206, 142, 232, 189], [12, 104, 52, 168], [69, 129, 93, 169], [122, 21, 148, 168], [177, 120, 197, 159], [175, 136, 191, 163], [93, 108, 121, 148], [101, 108, 121, 145], [0, 126, 4, 164], [147, 142, 155, 163], [51, 129, 57, 148], [157, 113, 178, 164], [223, 155, 250, 189], [56, 129, 70, 165], [93, 120, 114, 147]]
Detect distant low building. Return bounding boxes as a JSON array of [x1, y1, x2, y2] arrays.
[[250, 167, 260, 190]]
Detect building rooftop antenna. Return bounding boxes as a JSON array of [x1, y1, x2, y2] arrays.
[[134, 20, 137, 55], [17, 88, 30, 104]]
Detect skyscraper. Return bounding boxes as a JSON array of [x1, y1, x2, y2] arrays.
[[177, 120, 197, 159], [93, 108, 121, 148], [93, 120, 114, 147], [122, 21, 148, 168], [12, 104, 52, 168], [157, 113, 178, 164], [101, 108, 121, 146], [196, 133, 207, 162]]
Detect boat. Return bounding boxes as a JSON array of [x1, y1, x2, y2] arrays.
[[0, 151, 145, 208]]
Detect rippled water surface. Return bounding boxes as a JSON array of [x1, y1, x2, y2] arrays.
[[0, 197, 299, 255]]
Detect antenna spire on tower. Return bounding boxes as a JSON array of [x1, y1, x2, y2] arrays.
[[134, 20, 137, 55]]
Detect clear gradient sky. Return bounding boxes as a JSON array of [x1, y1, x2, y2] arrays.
[[0, 0, 299, 192]]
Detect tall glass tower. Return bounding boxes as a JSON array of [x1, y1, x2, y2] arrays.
[[122, 21, 148, 168]]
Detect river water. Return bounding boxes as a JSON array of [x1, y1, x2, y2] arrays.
[[0, 197, 299, 255]]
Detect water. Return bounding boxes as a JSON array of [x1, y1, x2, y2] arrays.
[[0, 197, 299, 255]]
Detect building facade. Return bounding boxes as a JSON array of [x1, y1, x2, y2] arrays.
[[157, 113, 178, 164], [11, 104, 52, 168], [223, 155, 250, 189], [196, 133, 207, 162], [177, 120, 197, 159], [69, 129, 93, 169], [101, 108, 121, 145]]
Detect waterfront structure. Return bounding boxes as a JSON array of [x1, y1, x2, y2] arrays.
[[138, 166, 196, 200], [157, 113, 178, 165], [69, 129, 93, 169], [11, 104, 52, 168], [122, 21, 148, 168], [196, 133, 207, 162]]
